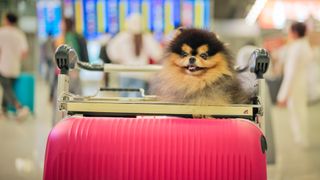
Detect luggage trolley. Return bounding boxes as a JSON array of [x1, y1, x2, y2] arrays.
[[43, 45, 270, 180]]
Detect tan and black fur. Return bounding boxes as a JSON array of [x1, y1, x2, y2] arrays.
[[151, 28, 251, 105]]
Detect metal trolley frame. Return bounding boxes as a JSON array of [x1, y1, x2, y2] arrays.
[[54, 45, 270, 131]]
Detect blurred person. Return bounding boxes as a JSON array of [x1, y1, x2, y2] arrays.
[[42, 31, 55, 84], [107, 13, 162, 97], [53, 17, 89, 97], [51, 17, 88, 124], [308, 46, 320, 103], [277, 22, 313, 146], [98, 33, 112, 87], [0, 12, 29, 119], [56, 18, 89, 63], [0, 85, 2, 118]]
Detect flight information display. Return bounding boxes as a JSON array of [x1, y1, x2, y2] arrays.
[[37, 0, 211, 39], [37, 0, 62, 39]]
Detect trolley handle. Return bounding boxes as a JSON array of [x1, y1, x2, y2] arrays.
[[77, 61, 104, 71], [55, 44, 162, 73], [249, 48, 270, 79], [103, 64, 162, 72], [55, 44, 269, 77], [100, 88, 145, 97]]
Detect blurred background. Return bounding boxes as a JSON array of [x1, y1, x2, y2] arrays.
[[0, 0, 320, 179]]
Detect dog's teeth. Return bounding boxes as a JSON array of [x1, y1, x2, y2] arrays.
[[189, 66, 196, 70]]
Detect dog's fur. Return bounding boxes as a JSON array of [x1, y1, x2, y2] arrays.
[[151, 28, 251, 105]]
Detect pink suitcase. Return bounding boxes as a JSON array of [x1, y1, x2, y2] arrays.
[[43, 117, 267, 180]]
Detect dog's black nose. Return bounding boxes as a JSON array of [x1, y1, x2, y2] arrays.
[[189, 57, 196, 64]]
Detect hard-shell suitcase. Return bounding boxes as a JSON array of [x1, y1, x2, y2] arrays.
[[14, 73, 35, 113], [43, 117, 267, 180]]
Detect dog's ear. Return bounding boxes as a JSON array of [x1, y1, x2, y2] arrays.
[[173, 27, 185, 38]]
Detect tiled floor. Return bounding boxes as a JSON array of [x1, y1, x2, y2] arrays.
[[0, 79, 320, 180], [268, 104, 320, 180], [0, 79, 52, 180]]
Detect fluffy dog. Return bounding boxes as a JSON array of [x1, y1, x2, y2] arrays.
[[151, 28, 251, 105]]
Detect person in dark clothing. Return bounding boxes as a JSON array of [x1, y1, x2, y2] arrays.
[[42, 32, 55, 83], [98, 34, 112, 87], [54, 17, 89, 95]]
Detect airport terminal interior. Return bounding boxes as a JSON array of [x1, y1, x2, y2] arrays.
[[1, 0, 320, 179]]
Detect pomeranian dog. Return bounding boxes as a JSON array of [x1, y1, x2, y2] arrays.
[[151, 28, 251, 105]]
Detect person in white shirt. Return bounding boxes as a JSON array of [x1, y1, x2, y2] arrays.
[[277, 22, 313, 146], [107, 13, 163, 97], [0, 12, 29, 119]]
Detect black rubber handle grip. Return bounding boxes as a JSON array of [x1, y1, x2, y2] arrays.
[[55, 45, 74, 74], [249, 48, 270, 79]]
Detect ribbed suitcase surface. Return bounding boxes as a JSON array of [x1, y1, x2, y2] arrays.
[[43, 117, 267, 180]]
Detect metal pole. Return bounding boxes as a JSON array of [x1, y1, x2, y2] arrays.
[[103, 64, 163, 73], [258, 78, 266, 133], [54, 74, 70, 125]]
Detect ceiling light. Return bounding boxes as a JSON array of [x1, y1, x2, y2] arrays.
[[245, 0, 268, 25]]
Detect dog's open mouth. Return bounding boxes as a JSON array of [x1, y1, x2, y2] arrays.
[[185, 65, 205, 72]]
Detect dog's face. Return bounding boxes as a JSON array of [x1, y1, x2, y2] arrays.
[[173, 43, 215, 75], [167, 28, 233, 77]]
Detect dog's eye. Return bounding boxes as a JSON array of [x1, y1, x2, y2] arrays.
[[200, 53, 208, 60], [181, 51, 188, 58]]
